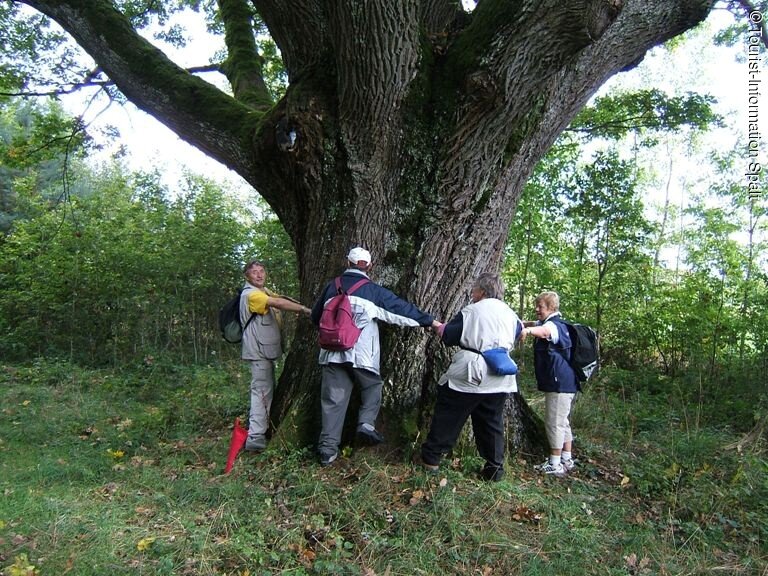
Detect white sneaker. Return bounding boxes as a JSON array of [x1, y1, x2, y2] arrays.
[[538, 462, 566, 477], [562, 458, 577, 471], [533, 459, 550, 471]]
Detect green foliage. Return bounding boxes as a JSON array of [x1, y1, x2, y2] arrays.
[[258, 38, 288, 100], [0, 98, 86, 233], [0, 161, 297, 366], [0, 3, 92, 94], [713, 1, 768, 47], [506, 74, 767, 389], [569, 89, 722, 142], [1, 359, 765, 575]]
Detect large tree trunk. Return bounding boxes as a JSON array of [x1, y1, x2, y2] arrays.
[[20, 0, 714, 456]]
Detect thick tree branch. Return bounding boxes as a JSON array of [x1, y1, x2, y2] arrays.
[[328, 0, 421, 157], [0, 64, 223, 99], [218, 0, 272, 110], [253, 0, 328, 82], [414, 0, 712, 298], [498, 0, 716, 205], [18, 0, 263, 178], [431, 0, 625, 222], [419, 0, 463, 36]]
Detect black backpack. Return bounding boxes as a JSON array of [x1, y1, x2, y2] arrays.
[[219, 289, 256, 344], [554, 318, 599, 383]]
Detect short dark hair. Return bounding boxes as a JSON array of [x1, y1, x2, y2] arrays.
[[244, 260, 266, 273], [473, 272, 504, 300]]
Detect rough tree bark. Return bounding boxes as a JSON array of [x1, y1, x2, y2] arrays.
[[17, 0, 714, 456]]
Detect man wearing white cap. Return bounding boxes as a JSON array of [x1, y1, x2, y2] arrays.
[[310, 246, 442, 466]]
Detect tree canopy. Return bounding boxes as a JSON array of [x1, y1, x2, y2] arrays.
[[4, 0, 764, 449]]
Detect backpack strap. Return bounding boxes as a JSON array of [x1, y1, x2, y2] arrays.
[[241, 287, 257, 331], [335, 276, 369, 295], [243, 312, 257, 331], [546, 316, 576, 365], [347, 278, 369, 295]]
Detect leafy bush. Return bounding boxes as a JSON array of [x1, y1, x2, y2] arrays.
[[0, 165, 297, 367]]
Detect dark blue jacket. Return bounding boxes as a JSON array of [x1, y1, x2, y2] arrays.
[[533, 314, 579, 393], [311, 269, 434, 374]]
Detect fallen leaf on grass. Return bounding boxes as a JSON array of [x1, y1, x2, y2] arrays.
[[116, 418, 133, 431], [7, 553, 38, 576], [136, 536, 156, 551], [408, 489, 424, 506], [12, 534, 28, 546], [301, 548, 316, 562], [624, 552, 652, 574], [511, 506, 542, 523]]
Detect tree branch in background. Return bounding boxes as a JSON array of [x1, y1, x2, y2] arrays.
[[218, 0, 272, 110]]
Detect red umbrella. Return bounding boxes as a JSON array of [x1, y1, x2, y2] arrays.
[[224, 417, 248, 474]]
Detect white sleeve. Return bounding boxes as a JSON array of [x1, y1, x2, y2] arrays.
[[543, 320, 560, 344]]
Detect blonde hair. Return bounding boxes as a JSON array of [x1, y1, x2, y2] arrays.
[[534, 291, 560, 311]]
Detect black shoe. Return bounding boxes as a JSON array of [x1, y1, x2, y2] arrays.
[[245, 435, 267, 452], [356, 425, 384, 446], [480, 464, 504, 482], [412, 452, 440, 474], [319, 451, 338, 466]]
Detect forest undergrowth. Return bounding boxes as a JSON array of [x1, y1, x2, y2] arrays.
[[0, 359, 765, 576]]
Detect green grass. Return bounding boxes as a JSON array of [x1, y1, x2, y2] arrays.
[[1, 361, 765, 575]]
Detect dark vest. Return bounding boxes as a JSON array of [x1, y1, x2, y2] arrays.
[[533, 315, 579, 393]]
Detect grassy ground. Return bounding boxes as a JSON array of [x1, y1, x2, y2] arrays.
[[0, 360, 765, 575]]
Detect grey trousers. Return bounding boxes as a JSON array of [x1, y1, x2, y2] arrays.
[[248, 359, 275, 439], [318, 363, 382, 453]]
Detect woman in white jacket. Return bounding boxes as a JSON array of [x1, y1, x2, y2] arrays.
[[420, 272, 522, 481]]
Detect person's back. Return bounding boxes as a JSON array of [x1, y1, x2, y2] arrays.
[[312, 268, 435, 374], [420, 272, 519, 482], [310, 247, 439, 466], [440, 296, 521, 392], [460, 297, 520, 352]]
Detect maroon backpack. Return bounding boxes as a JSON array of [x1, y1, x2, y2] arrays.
[[318, 277, 369, 351]]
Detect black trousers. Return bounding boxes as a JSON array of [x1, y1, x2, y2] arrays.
[[421, 385, 508, 471]]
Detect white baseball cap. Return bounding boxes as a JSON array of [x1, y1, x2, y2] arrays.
[[347, 247, 372, 265]]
